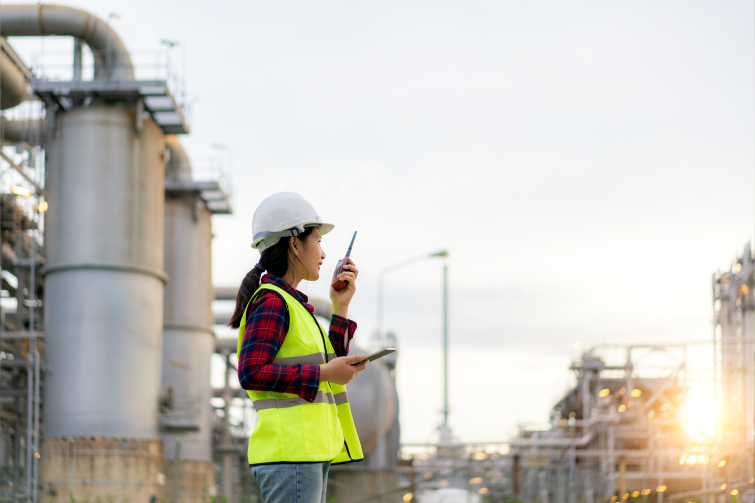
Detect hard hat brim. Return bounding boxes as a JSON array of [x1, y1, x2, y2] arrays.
[[252, 222, 334, 250]]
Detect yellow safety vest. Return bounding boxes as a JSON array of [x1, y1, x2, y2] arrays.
[[238, 283, 364, 465]]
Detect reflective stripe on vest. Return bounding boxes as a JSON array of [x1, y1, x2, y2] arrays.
[[253, 390, 337, 411], [273, 352, 336, 366], [238, 283, 363, 465]]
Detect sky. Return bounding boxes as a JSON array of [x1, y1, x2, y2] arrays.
[[6, 0, 754, 443]]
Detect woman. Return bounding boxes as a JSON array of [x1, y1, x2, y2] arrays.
[[228, 192, 368, 503]]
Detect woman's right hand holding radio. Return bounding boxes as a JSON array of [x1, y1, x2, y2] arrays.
[[320, 354, 368, 385]]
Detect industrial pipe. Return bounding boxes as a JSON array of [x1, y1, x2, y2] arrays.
[[509, 431, 595, 448], [1, 118, 43, 142], [214, 294, 334, 326], [0, 4, 134, 79], [0, 48, 29, 109]]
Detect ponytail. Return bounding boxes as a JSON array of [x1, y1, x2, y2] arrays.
[[228, 226, 316, 328]]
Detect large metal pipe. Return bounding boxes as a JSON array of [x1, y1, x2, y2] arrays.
[[0, 4, 134, 79], [0, 49, 29, 109], [161, 136, 215, 502], [1, 118, 43, 142]]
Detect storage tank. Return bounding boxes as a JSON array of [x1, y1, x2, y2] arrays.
[[348, 345, 399, 458], [161, 136, 216, 502], [41, 105, 167, 501]]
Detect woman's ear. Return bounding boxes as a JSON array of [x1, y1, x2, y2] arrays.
[[289, 236, 299, 256]]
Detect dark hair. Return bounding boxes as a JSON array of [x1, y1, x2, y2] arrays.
[[228, 227, 316, 328]]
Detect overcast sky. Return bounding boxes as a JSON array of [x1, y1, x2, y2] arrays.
[[7, 0, 754, 443]]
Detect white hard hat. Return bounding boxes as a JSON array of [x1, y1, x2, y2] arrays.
[[251, 192, 334, 251]]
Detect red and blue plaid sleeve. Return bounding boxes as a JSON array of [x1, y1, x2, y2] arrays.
[[328, 315, 357, 357], [237, 291, 321, 403]]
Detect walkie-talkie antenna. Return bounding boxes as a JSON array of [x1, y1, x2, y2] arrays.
[[345, 231, 357, 258]]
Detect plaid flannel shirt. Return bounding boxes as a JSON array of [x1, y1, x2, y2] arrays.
[[237, 274, 357, 403]]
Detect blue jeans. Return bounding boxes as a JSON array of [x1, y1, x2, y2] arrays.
[[252, 462, 331, 503]]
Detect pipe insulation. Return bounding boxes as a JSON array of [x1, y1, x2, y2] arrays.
[[0, 4, 134, 79]]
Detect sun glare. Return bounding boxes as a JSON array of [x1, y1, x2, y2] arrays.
[[684, 382, 715, 437]]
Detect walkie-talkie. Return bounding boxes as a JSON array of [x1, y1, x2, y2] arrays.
[[331, 231, 357, 291]]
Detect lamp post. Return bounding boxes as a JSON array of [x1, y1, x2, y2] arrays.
[[374, 249, 447, 501], [442, 263, 449, 429]]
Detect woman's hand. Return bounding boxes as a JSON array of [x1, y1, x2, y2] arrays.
[[320, 355, 369, 385], [331, 260, 358, 319]]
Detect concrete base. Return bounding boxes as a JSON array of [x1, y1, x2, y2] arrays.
[[163, 459, 215, 503], [40, 437, 164, 503], [327, 468, 399, 503]]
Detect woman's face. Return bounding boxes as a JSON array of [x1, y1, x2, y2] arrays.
[[293, 227, 326, 281]]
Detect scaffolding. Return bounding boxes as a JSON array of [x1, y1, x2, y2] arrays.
[[0, 97, 48, 502]]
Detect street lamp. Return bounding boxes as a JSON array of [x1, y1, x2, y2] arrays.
[[373, 249, 447, 501], [376, 249, 453, 436]]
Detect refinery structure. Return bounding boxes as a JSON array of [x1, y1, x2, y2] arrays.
[[0, 4, 752, 503]]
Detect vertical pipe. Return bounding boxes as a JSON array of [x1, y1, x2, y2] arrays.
[[443, 264, 449, 427], [173, 441, 181, 501], [539, 470, 548, 503], [409, 456, 416, 498], [375, 269, 385, 502], [713, 274, 719, 436], [222, 354, 233, 502], [618, 456, 626, 500], [30, 225, 39, 503], [26, 347, 33, 500], [377, 273, 383, 349], [581, 373, 590, 436], [376, 365, 384, 502], [72, 38, 83, 81], [741, 247, 755, 443], [570, 450, 577, 503], [682, 347, 688, 445], [607, 425, 615, 496], [656, 453, 663, 503], [513, 454, 521, 497], [720, 281, 735, 434], [32, 345, 39, 503], [68, 437, 74, 498]]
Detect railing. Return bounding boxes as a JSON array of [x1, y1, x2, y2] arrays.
[[192, 157, 234, 204], [28, 48, 189, 122]]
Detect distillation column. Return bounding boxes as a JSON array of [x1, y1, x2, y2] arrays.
[[161, 137, 216, 502], [41, 105, 167, 502], [0, 4, 168, 500]]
